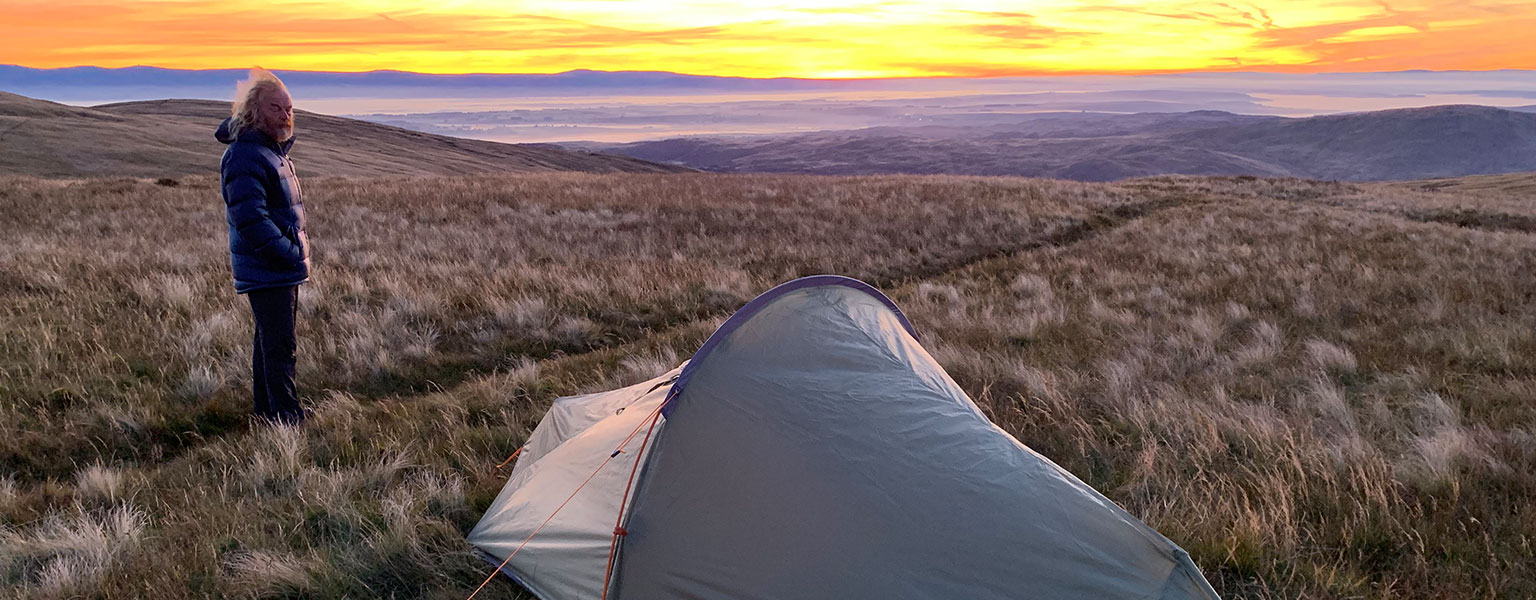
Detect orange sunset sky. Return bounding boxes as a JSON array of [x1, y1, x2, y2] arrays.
[[6, 0, 1536, 78]]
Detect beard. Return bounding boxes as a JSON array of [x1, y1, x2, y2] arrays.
[[263, 115, 295, 142]]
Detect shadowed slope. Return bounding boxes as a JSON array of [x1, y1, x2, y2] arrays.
[[1171, 105, 1536, 181], [591, 105, 1536, 181]]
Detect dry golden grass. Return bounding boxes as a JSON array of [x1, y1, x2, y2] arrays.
[[2, 171, 1533, 599]]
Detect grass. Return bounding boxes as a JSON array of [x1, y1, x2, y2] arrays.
[[2, 171, 1533, 598]]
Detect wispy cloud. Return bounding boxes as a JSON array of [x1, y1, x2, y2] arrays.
[[1068, 4, 1268, 29], [2, 0, 1533, 76], [963, 11, 1088, 44], [1246, 0, 1536, 71]]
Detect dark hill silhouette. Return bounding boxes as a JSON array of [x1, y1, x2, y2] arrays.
[[0, 92, 690, 178]]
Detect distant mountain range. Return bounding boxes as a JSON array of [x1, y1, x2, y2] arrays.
[[0, 92, 689, 178], [577, 105, 1536, 181]]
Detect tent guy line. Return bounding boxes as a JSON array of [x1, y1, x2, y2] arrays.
[[602, 405, 665, 600], [465, 399, 666, 600]]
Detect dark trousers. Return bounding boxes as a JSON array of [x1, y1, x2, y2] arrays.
[[248, 285, 304, 423]]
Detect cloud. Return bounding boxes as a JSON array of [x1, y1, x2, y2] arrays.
[[1246, 1, 1536, 71], [963, 12, 1087, 43], [1214, 2, 1275, 28], [1067, 3, 1270, 29], [3, 0, 1534, 76]]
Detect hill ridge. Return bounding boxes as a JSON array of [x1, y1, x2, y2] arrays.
[[589, 104, 1536, 181], [0, 91, 691, 178]]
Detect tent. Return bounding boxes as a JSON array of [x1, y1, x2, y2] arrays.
[[469, 275, 1221, 599]]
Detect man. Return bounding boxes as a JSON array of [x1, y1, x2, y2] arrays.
[[215, 68, 308, 424]]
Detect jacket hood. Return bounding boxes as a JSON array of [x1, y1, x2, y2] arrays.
[[215, 117, 236, 144]]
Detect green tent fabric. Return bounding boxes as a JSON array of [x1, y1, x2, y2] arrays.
[[470, 275, 1221, 600]]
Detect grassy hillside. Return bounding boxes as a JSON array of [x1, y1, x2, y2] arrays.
[[1170, 105, 1536, 181], [590, 105, 1536, 182], [1, 172, 1533, 599], [0, 92, 690, 178]]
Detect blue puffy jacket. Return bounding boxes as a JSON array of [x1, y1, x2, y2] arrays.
[[216, 117, 309, 293]]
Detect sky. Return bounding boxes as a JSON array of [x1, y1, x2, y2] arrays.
[[5, 0, 1536, 78]]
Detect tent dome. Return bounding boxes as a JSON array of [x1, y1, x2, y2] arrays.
[[470, 275, 1220, 600]]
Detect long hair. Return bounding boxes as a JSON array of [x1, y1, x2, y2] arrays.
[[230, 67, 289, 137]]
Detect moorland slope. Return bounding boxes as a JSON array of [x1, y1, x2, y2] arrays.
[[0, 91, 690, 178], [1, 171, 1533, 599]]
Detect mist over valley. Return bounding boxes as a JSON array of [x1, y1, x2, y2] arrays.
[[5, 65, 1536, 181]]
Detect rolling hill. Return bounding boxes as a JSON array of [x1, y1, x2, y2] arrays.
[[584, 105, 1536, 181], [0, 91, 690, 178], [1167, 104, 1536, 180]]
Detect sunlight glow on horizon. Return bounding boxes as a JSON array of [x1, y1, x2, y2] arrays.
[[5, 0, 1536, 78]]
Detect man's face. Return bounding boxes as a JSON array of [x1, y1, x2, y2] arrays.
[[258, 88, 295, 142]]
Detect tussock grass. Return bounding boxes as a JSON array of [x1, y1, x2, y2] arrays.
[[2, 171, 1533, 598], [71, 464, 126, 505], [0, 504, 148, 598], [220, 549, 318, 598]]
